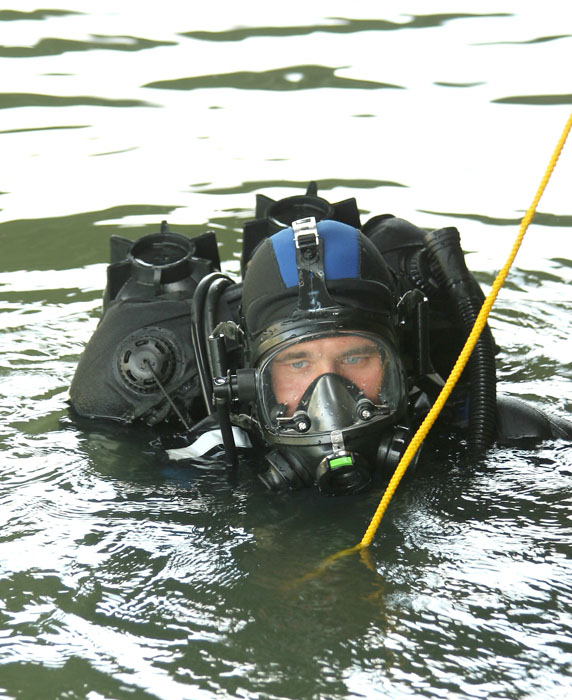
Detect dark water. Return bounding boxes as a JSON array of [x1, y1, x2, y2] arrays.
[[1, 3, 571, 699]]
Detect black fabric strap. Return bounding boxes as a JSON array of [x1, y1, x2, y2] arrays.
[[292, 217, 336, 312]]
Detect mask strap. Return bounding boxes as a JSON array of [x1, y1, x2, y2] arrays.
[[293, 217, 336, 311]]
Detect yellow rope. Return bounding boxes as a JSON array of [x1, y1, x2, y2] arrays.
[[359, 109, 572, 549]]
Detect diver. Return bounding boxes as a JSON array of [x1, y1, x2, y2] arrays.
[[69, 183, 572, 495]]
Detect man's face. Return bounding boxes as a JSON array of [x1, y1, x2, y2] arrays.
[[270, 334, 384, 417]]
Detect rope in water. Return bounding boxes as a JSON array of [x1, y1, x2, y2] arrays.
[[358, 109, 572, 550]]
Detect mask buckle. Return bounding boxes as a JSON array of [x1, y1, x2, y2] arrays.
[[330, 429, 346, 456], [293, 217, 320, 251]]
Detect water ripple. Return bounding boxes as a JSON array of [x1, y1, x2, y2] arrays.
[[145, 65, 403, 92], [0, 10, 80, 22], [418, 209, 572, 228], [493, 93, 572, 106], [181, 14, 512, 42], [0, 35, 176, 59], [193, 178, 407, 195], [0, 93, 156, 110], [0, 206, 178, 271]]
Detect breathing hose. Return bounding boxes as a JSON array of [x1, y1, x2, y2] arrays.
[[424, 227, 497, 452], [191, 271, 234, 414]]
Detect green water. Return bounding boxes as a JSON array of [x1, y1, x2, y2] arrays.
[[1, 3, 571, 699]]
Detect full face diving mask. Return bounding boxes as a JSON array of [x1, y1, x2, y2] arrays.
[[255, 330, 408, 494]]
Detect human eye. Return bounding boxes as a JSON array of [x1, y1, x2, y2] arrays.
[[342, 353, 367, 366], [290, 359, 309, 370]]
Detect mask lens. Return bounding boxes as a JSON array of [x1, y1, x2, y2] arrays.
[[258, 332, 404, 435]]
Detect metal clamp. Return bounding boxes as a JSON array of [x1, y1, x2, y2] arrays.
[[292, 217, 319, 249], [330, 429, 346, 456]]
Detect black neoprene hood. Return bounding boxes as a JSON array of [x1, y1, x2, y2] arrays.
[[241, 220, 398, 356]]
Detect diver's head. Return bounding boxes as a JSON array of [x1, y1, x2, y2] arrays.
[[241, 217, 411, 495]]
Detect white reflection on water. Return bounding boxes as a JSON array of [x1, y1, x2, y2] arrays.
[[1, 1, 572, 699], [2, 1, 571, 229]]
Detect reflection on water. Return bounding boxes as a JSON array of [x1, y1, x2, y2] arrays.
[[0, 35, 176, 59], [0, 206, 189, 271], [419, 209, 572, 228], [0, 10, 80, 21], [494, 93, 572, 105], [0, 93, 154, 109], [1, 1, 572, 698], [144, 65, 403, 92], [181, 13, 514, 41], [195, 177, 407, 195]]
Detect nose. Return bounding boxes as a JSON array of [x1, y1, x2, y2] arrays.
[[316, 357, 337, 376]]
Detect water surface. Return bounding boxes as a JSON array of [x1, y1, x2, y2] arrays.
[[1, 2, 571, 698]]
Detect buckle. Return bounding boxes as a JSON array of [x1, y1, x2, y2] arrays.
[[330, 429, 346, 456], [292, 217, 319, 250]]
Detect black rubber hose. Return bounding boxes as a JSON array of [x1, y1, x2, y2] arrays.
[[424, 228, 497, 452], [191, 272, 233, 415], [455, 295, 498, 451], [205, 276, 234, 341], [214, 393, 238, 469], [205, 275, 235, 378]]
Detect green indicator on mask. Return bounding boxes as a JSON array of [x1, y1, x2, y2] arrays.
[[329, 455, 354, 470]]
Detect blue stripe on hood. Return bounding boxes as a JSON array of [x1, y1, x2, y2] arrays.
[[270, 220, 359, 289]]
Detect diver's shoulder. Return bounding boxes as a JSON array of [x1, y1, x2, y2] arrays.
[[496, 394, 572, 444]]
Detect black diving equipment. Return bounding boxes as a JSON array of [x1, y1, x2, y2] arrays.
[[363, 214, 498, 451], [68, 182, 501, 495], [69, 222, 224, 426]]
